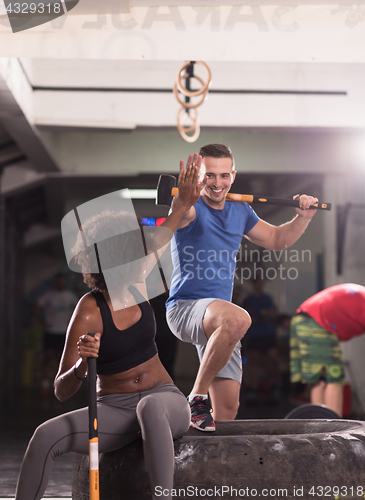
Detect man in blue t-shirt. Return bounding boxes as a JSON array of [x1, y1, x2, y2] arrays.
[[166, 144, 318, 431]]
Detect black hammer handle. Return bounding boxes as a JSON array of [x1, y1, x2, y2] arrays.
[[228, 193, 332, 211]]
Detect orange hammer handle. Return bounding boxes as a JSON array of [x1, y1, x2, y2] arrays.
[[170, 188, 331, 211]]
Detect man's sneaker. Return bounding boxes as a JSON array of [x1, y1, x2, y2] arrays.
[[189, 396, 216, 432]]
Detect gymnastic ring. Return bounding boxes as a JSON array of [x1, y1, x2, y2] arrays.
[[177, 107, 200, 143], [173, 77, 208, 109], [176, 61, 211, 97], [178, 124, 200, 143], [177, 106, 197, 133], [176, 61, 211, 98], [177, 107, 200, 141]]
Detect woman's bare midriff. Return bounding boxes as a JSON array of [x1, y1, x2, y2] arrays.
[[98, 354, 173, 395]]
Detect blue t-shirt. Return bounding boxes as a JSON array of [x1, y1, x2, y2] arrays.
[[166, 197, 259, 310]]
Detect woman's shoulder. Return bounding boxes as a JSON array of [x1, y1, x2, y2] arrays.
[[74, 291, 99, 317], [65, 291, 103, 340]]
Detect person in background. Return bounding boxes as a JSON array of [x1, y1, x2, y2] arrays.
[[242, 277, 281, 403], [33, 273, 78, 397], [290, 283, 365, 417]]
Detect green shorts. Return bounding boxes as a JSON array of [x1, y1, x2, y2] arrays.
[[290, 314, 345, 385]]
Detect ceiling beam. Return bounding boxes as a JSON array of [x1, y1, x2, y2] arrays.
[[0, 59, 58, 172]]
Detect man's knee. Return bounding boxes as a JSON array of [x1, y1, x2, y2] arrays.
[[225, 397, 240, 417], [210, 378, 241, 420], [213, 398, 240, 421], [222, 310, 251, 344]]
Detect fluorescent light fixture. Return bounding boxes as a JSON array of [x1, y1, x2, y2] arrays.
[[120, 189, 157, 199]]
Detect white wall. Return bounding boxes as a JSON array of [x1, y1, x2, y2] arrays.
[[39, 127, 365, 175], [323, 172, 365, 413]]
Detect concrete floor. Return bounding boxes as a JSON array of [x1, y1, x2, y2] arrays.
[[0, 387, 88, 499]]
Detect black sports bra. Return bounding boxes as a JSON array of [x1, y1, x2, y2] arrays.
[[92, 286, 157, 375]]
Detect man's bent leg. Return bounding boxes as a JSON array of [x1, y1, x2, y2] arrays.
[[191, 300, 250, 396], [166, 298, 217, 345], [195, 341, 242, 420], [167, 299, 250, 430], [209, 377, 240, 421]]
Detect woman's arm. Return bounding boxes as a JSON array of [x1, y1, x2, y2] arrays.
[[162, 153, 202, 232], [54, 294, 101, 402]]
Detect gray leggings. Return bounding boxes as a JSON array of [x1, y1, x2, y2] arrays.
[[15, 384, 190, 500]]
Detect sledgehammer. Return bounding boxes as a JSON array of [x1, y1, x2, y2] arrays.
[[156, 174, 331, 211]]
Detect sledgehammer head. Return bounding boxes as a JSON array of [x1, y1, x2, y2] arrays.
[[156, 175, 177, 207]]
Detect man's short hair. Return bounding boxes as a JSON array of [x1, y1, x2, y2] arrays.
[[199, 143, 235, 170]]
